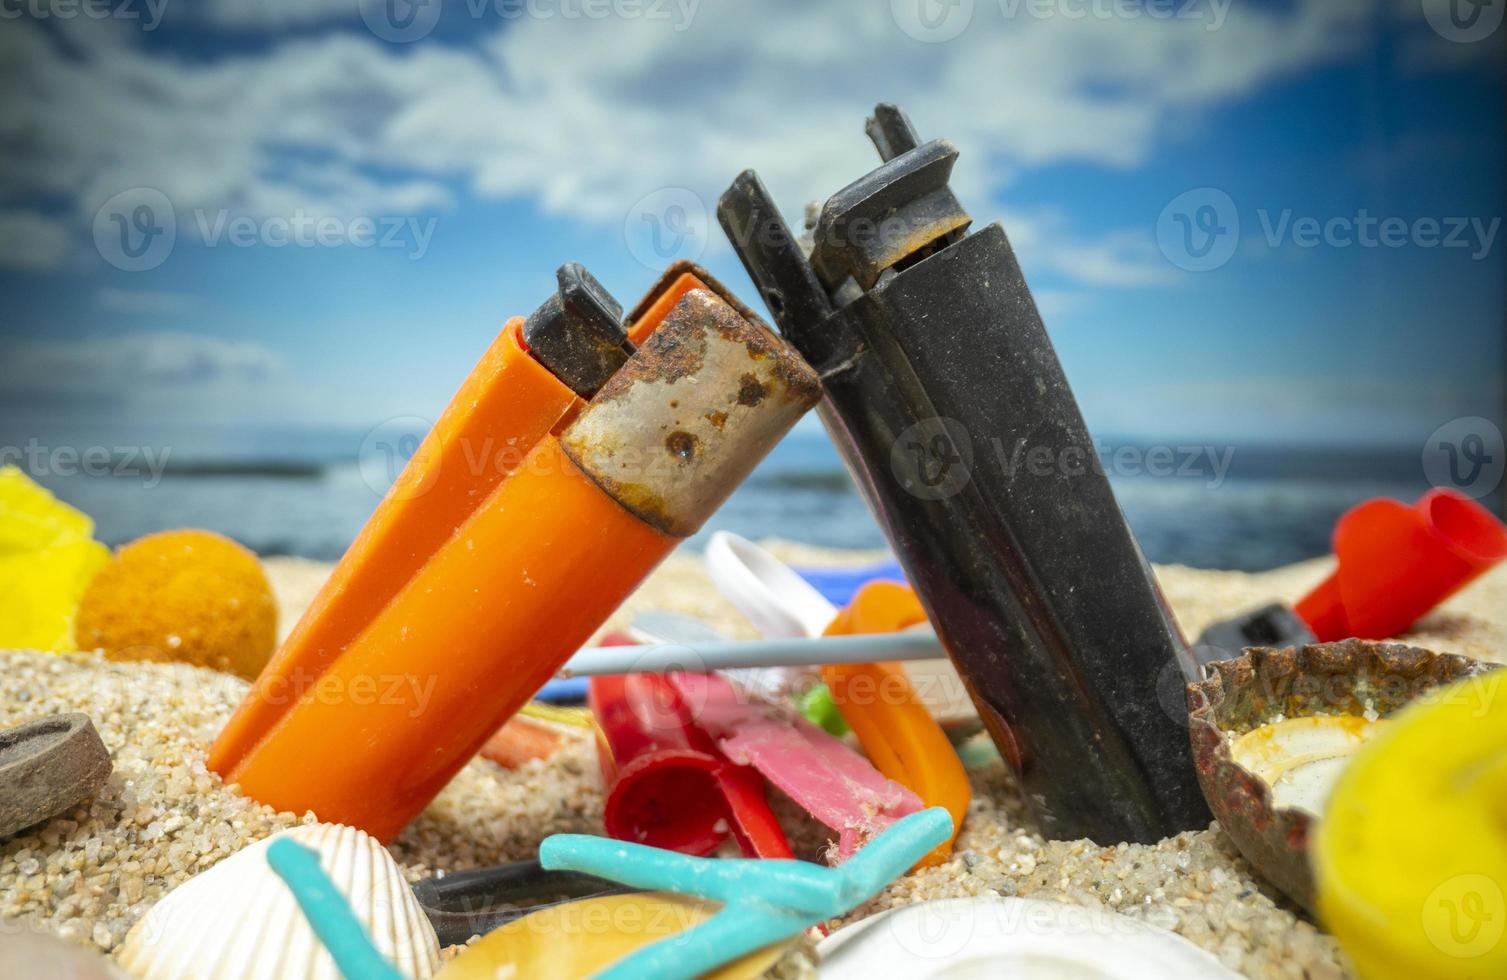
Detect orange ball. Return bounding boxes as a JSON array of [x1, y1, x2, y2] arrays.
[[75, 530, 278, 680]]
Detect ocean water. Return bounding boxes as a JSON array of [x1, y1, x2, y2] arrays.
[[20, 425, 1495, 572]]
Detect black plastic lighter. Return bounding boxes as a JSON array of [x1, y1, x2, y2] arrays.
[[717, 104, 1211, 843]]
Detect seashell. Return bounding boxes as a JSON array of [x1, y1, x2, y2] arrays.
[[1187, 639, 1495, 912], [117, 823, 440, 980], [816, 896, 1242, 978]]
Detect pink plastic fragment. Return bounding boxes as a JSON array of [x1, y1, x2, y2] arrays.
[[668, 671, 923, 860]]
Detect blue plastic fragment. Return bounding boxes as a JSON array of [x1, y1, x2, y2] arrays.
[[534, 676, 590, 703], [539, 806, 953, 980], [794, 561, 906, 607]]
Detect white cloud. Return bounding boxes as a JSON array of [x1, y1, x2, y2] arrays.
[[0, 329, 315, 428], [1033, 289, 1092, 319], [1, 331, 284, 391], [1000, 210, 1177, 287], [0, 210, 70, 271], [0, 0, 1386, 273]]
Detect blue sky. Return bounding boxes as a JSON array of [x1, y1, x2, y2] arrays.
[[0, 0, 1502, 454]]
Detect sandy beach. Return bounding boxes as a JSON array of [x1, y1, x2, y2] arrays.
[[3, 543, 1505, 978]]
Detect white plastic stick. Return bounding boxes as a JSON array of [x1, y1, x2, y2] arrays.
[[557, 630, 946, 678]]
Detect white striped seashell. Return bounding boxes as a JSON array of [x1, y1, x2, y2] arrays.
[[116, 823, 440, 980]]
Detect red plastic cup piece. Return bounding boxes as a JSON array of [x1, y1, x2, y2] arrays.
[[590, 634, 792, 859], [1295, 489, 1507, 641]]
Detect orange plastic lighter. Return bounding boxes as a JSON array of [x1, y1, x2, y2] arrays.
[[821, 581, 970, 866], [210, 264, 821, 841]]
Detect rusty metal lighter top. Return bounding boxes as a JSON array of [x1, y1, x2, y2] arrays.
[[210, 263, 820, 841], [717, 104, 1210, 844]]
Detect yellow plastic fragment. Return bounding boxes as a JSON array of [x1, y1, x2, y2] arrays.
[[0, 465, 110, 651], [1314, 672, 1507, 979], [437, 892, 792, 980]]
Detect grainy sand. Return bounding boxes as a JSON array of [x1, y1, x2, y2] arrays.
[[2, 541, 1504, 978]]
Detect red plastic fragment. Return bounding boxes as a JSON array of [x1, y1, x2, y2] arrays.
[[1296, 489, 1507, 641], [589, 633, 792, 859]]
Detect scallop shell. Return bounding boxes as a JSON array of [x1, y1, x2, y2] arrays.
[[117, 823, 440, 980]]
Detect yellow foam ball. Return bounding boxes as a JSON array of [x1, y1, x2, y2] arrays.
[[75, 530, 278, 680]]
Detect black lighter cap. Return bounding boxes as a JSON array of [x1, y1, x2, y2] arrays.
[[523, 263, 632, 399]]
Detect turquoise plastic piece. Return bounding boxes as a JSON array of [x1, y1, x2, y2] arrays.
[[265, 838, 406, 980], [539, 806, 954, 980]]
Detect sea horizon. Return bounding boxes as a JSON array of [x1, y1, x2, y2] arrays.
[[10, 422, 1494, 573]]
